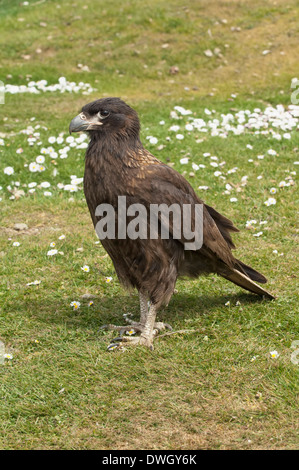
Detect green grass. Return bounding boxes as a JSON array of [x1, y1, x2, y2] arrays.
[[0, 0, 298, 450]]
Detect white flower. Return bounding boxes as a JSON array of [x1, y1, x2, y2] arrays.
[[4, 353, 13, 360], [270, 350, 279, 359], [12, 241, 20, 247], [264, 197, 276, 206], [58, 234, 65, 240], [44, 191, 52, 196], [47, 249, 58, 256], [26, 280, 41, 286], [63, 184, 78, 192], [176, 134, 184, 140], [50, 242, 56, 247], [253, 231, 263, 237], [126, 329, 136, 336], [36, 155, 45, 164], [230, 197, 238, 202], [40, 181, 51, 188], [269, 187, 277, 194], [4, 167, 14, 175], [48, 136, 56, 144], [81, 265, 90, 272], [180, 157, 189, 164], [105, 276, 113, 283], [149, 137, 158, 145], [29, 162, 40, 172], [70, 301, 81, 310], [70, 177, 83, 185], [267, 149, 277, 156]]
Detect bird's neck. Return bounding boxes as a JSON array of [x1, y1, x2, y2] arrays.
[[86, 133, 146, 170]]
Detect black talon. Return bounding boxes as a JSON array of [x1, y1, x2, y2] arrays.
[[111, 336, 124, 342]]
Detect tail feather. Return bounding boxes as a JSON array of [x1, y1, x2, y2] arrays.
[[221, 268, 275, 299], [235, 259, 267, 284]]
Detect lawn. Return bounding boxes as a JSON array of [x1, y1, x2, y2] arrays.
[[0, 0, 298, 450]]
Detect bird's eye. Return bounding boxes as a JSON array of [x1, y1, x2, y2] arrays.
[[98, 110, 110, 119]]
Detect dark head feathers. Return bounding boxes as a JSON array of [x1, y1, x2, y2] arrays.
[[81, 97, 135, 117], [81, 97, 140, 139]]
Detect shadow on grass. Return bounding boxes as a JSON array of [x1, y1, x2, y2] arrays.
[[27, 289, 268, 331], [3, 281, 271, 345]]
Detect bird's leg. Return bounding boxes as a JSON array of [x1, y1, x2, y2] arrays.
[[104, 293, 172, 350], [115, 302, 159, 350], [139, 291, 148, 326]]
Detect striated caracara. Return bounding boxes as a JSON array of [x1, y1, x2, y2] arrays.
[[69, 97, 274, 350]]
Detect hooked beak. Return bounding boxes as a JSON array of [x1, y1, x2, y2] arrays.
[[69, 113, 103, 133]]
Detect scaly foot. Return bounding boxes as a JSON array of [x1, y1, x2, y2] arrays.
[[100, 319, 172, 351]]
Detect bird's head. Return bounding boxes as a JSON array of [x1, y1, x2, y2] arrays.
[[69, 97, 140, 140]]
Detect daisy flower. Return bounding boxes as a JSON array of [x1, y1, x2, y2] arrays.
[[4, 166, 14, 175], [88, 301, 94, 307], [81, 265, 90, 273], [12, 241, 20, 247], [270, 350, 279, 359], [126, 329, 136, 336], [29, 162, 40, 173], [58, 234, 65, 240], [50, 242, 56, 247], [40, 181, 51, 188], [70, 301, 81, 310], [105, 276, 113, 283], [264, 197, 276, 206], [47, 249, 58, 256], [4, 353, 13, 360], [26, 280, 41, 286]]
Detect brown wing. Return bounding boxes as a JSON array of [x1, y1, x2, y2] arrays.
[[130, 161, 239, 269]]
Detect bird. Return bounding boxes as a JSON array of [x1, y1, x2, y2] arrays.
[[69, 97, 274, 350]]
